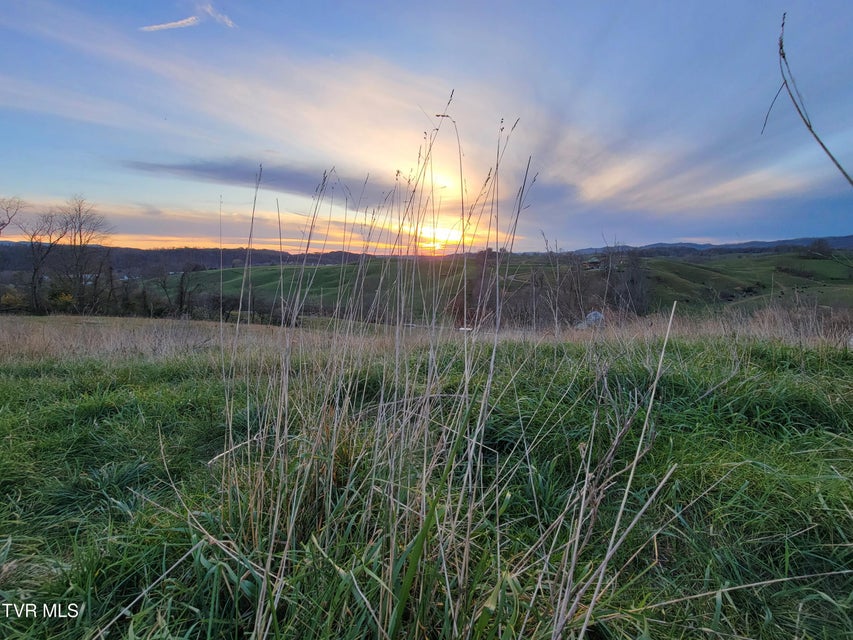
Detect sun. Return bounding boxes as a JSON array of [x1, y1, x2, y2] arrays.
[[415, 223, 463, 254], [430, 170, 457, 193]]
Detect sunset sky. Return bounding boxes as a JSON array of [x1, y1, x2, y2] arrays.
[[1, 1, 851, 253]]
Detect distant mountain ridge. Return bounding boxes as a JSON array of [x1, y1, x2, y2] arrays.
[[573, 234, 853, 255], [1, 235, 850, 277]]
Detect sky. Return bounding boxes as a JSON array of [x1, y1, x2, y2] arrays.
[[1, 0, 851, 253]]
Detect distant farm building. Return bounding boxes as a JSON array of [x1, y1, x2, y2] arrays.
[[582, 256, 602, 270]]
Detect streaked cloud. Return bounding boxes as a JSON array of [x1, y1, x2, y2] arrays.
[[1, 1, 850, 251], [5, 2, 829, 219], [571, 152, 809, 214], [125, 158, 398, 206], [140, 16, 200, 32], [199, 3, 235, 28], [0, 73, 177, 134], [139, 2, 234, 33]]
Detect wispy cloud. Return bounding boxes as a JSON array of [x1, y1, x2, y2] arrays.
[[5, 1, 850, 251], [139, 2, 234, 33], [199, 3, 235, 28], [10, 2, 818, 222], [140, 16, 200, 32], [528, 116, 821, 219], [0, 73, 174, 133]]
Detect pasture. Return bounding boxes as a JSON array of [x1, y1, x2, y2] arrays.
[[0, 310, 851, 639], [155, 250, 853, 328]]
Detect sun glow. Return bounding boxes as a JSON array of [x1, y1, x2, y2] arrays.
[[402, 222, 464, 254], [429, 170, 458, 194]]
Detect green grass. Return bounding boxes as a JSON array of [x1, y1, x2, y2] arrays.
[[646, 251, 853, 311], [156, 250, 853, 329], [5, 100, 850, 638], [0, 316, 850, 639], [165, 257, 470, 323]]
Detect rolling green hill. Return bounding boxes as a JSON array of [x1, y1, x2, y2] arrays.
[[645, 251, 853, 311], [158, 250, 853, 323]]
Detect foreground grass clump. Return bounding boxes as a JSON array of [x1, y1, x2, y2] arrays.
[[0, 316, 850, 639]]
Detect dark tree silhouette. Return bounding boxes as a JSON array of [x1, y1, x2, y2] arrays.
[[0, 197, 25, 236]]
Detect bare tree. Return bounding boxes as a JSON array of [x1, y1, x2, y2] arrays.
[[608, 249, 649, 315], [18, 212, 68, 313], [541, 237, 583, 333], [0, 197, 25, 236], [56, 195, 113, 313], [154, 263, 205, 317]]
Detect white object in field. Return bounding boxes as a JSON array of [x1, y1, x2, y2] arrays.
[[576, 310, 605, 329]]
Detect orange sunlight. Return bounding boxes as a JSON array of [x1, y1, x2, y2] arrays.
[[419, 226, 463, 253], [399, 221, 463, 255]]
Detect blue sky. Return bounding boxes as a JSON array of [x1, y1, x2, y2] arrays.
[[1, 0, 851, 252]]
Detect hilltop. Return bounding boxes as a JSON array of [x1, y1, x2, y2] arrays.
[[2, 234, 852, 277], [1, 235, 851, 321], [572, 234, 853, 255]]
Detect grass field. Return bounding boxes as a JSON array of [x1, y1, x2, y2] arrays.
[[645, 252, 853, 311], [161, 250, 853, 325], [0, 311, 850, 639]]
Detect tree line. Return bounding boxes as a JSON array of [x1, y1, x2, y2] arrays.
[[0, 195, 209, 317], [1, 196, 258, 318], [1, 196, 117, 314], [0, 195, 652, 324]]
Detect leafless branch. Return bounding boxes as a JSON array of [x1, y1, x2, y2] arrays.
[[0, 196, 25, 236], [764, 13, 853, 187]]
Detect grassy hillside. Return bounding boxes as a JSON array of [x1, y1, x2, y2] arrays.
[[0, 314, 850, 639], [645, 251, 853, 311], [169, 258, 464, 320], [159, 250, 853, 325]]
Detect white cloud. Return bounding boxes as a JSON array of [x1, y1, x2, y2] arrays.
[[6, 0, 846, 245], [578, 157, 810, 215], [139, 2, 235, 33], [529, 119, 821, 217], [199, 3, 235, 28], [140, 16, 200, 32]]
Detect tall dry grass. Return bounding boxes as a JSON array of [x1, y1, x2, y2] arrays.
[[101, 111, 670, 638], [2, 107, 850, 639]]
